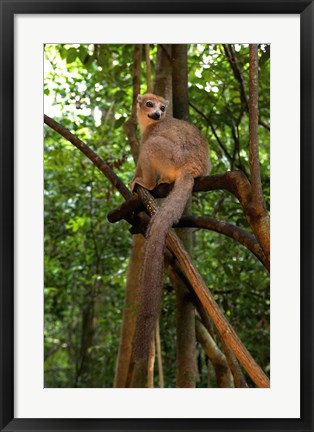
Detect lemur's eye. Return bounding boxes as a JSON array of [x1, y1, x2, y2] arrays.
[[146, 101, 154, 107], [160, 105, 166, 112]]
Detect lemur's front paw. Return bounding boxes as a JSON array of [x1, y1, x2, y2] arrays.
[[130, 177, 140, 192], [130, 177, 156, 192]]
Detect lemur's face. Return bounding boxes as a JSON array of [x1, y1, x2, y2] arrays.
[[137, 94, 168, 123]]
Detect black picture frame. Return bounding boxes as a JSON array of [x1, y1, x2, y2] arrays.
[[0, 1, 313, 431]]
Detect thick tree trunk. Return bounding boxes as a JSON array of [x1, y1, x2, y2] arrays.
[[170, 44, 197, 388], [168, 266, 197, 387], [153, 44, 173, 114], [75, 289, 95, 387], [114, 235, 145, 387], [172, 45, 189, 122], [115, 45, 147, 387]]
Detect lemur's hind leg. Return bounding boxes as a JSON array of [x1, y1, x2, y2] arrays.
[[130, 153, 157, 191]]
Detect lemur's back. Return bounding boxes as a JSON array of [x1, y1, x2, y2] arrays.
[[140, 116, 210, 183]]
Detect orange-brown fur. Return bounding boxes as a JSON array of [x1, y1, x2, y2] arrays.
[[131, 93, 211, 364]]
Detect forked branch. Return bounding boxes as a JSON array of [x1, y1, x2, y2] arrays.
[[44, 114, 131, 201], [247, 45, 270, 262], [44, 115, 270, 387], [136, 185, 269, 388]]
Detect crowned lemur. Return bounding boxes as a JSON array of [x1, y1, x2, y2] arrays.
[[130, 93, 211, 365]]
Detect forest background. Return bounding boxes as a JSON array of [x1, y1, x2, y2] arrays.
[[44, 43, 270, 388]]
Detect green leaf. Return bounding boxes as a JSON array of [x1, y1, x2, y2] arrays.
[[59, 46, 67, 60], [78, 47, 89, 65], [114, 117, 126, 129], [98, 54, 107, 68], [114, 90, 127, 102], [66, 48, 78, 64]]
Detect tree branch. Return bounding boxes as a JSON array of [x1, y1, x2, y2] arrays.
[[153, 45, 173, 113], [108, 171, 251, 223], [135, 185, 270, 388], [43, 115, 266, 270], [223, 44, 248, 110], [247, 44, 270, 262], [196, 319, 233, 388], [123, 44, 142, 163], [44, 115, 270, 387], [165, 254, 248, 388], [189, 101, 234, 162], [223, 44, 270, 132], [259, 119, 270, 131], [171, 43, 197, 389], [147, 338, 155, 388], [176, 215, 268, 270], [155, 319, 164, 388], [145, 44, 152, 93], [107, 170, 269, 269], [172, 44, 189, 121], [249, 44, 263, 207], [159, 43, 173, 65], [220, 339, 248, 388], [189, 101, 250, 178], [44, 114, 131, 201]]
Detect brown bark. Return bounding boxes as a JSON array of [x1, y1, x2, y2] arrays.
[[196, 320, 233, 388], [153, 44, 173, 114], [177, 215, 268, 270], [108, 171, 251, 217], [145, 44, 152, 93], [192, 296, 248, 388], [44, 116, 269, 387], [45, 50, 270, 386], [116, 44, 147, 387], [128, 43, 175, 387], [136, 185, 270, 388], [220, 339, 248, 388], [168, 266, 197, 388], [167, 251, 246, 388], [147, 338, 155, 388], [172, 44, 189, 121], [129, 44, 175, 387], [155, 320, 164, 387], [108, 173, 268, 270], [75, 287, 95, 387], [128, 360, 147, 388], [249, 44, 263, 203], [169, 43, 197, 388], [222, 44, 269, 131], [113, 235, 145, 387], [123, 44, 141, 162], [44, 115, 269, 273], [248, 44, 270, 263]]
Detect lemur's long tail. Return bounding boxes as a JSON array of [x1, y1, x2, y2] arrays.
[[132, 173, 195, 363]]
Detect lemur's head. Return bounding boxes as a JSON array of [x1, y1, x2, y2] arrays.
[[137, 93, 169, 130]]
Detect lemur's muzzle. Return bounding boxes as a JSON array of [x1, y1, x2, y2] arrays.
[[148, 111, 161, 120]]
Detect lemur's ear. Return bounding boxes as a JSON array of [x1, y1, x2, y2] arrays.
[[137, 94, 143, 104], [164, 99, 169, 107]]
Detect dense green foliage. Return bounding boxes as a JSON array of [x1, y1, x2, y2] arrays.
[[44, 44, 270, 387]]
